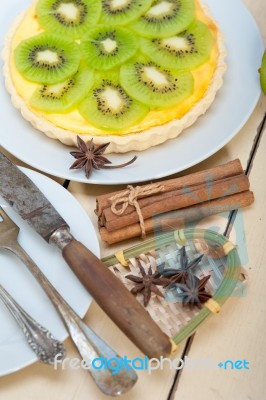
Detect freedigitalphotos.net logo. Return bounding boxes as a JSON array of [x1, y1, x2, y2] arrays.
[[53, 355, 250, 375]]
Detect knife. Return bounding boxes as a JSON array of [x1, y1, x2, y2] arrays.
[[0, 152, 172, 358]]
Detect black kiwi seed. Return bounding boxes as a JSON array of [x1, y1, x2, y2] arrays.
[[40, 80, 75, 100], [93, 80, 131, 117], [140, 20, 212, 70], [15, 31, 81, 84], [131, 0, 195, 39], [95, 31, 119, 57], [78, 72, 149, 130], [135, 62, 177, 93], [142, 0, 181, 23], [36, 0, 102, 39], [28, 45, 66, 70], [30, 63, 94, 112], [120, 56, 194, 108], [153, 32, 197, 57], [100, 0, 153, 26], [81, 26, 138, 70], [51, 0, 87, 26], [102, 0, 134, 15]]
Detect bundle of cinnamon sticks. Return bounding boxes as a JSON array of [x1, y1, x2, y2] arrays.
[[95, 159, 254, 244]]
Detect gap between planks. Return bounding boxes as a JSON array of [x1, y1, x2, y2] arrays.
[[61, 114, 266, 400], [166, 110, 266, 400]]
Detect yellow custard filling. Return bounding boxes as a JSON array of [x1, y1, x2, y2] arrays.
[[9, 1, 219, 137]]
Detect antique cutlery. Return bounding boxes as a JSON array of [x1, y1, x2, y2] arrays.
[[0, 206, 137, 395], [0, 152, 171, 359], [0, 283, 65, 364]]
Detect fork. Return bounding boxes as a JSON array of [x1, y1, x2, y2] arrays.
[[0, 282, 65, 364], [0, 207, 137, 396]]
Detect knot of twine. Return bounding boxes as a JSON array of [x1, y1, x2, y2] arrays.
[[110, 183, 165, 239]]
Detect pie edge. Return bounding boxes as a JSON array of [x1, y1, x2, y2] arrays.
[[2, 2, 227, 154]]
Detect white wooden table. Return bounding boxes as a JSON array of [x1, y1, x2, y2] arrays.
[[1, 1, 265, 398]]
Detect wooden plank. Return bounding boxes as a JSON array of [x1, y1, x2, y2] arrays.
[[0, 145, 65, 185], [244, 0, 266, 43], [1, 1, 264, 399], [64, 113, 264, 400], [171, 113, 266, 399], [0, 301, 185, 400], [64, 57, 266, 400]]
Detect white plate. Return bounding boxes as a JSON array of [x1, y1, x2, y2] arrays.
[[0, 0, 264, 184], [0, 167, 99, 377]]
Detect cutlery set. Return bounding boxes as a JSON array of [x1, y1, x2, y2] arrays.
[[0, 151, 171, 395], [0, 206, 137, 395]]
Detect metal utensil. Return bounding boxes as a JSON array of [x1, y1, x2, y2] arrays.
[[0, 283, 65, 364], [0, 206, 137, 396], [0, 152, 171, 359]]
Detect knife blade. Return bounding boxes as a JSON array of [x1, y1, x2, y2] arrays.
[[0, 152, 172, 358]]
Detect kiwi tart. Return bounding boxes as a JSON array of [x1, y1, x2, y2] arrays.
[[3, 0, 226, 153]]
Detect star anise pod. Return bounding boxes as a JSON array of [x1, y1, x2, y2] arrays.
[[70, 136, 137, 178], [174, 275, 212, 309], [158, 246, 204, 286], [125, 259, 169, 307]]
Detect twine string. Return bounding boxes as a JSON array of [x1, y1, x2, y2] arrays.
[[110, 183, 165, 238]]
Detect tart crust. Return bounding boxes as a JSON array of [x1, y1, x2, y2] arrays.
[[2, 2, 226, 154]]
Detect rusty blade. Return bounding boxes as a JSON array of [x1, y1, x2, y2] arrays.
[[0, 152, 68, 241]]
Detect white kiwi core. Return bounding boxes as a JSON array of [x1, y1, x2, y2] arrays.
[[143, 66, 169, 86], [57, 3, 79, 21], [110, 0, 130, 11], [101, 38, 117, 53], [45, 82, 67, 95], [102, 87, 123, 112], [37, 50, 59, 64], [162, 36, 189, 50], [146, 1, 173, 17]]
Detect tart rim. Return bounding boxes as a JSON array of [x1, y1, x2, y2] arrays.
[[2, 1, 227, 154]]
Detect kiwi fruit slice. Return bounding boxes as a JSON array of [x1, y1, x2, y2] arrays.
[[30, 62, 94, 113], [100, 0, 153, 26], [78, 72, 149, 130], [36, 0, 101, 39], [14, 32, 80, 84], [140, 21, 214, 70], [130, 0, 195, 38], [81, 25, 138, 70], [120, 56, 194, 108], [259, 50, 266, 95]]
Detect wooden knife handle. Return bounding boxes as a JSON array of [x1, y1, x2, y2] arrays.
[[62, 240, 172, 358]]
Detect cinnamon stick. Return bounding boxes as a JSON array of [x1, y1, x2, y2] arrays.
[[99, 191, 254, 244], [102, 174, 250, 232], [95, 159, 244, 217]]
